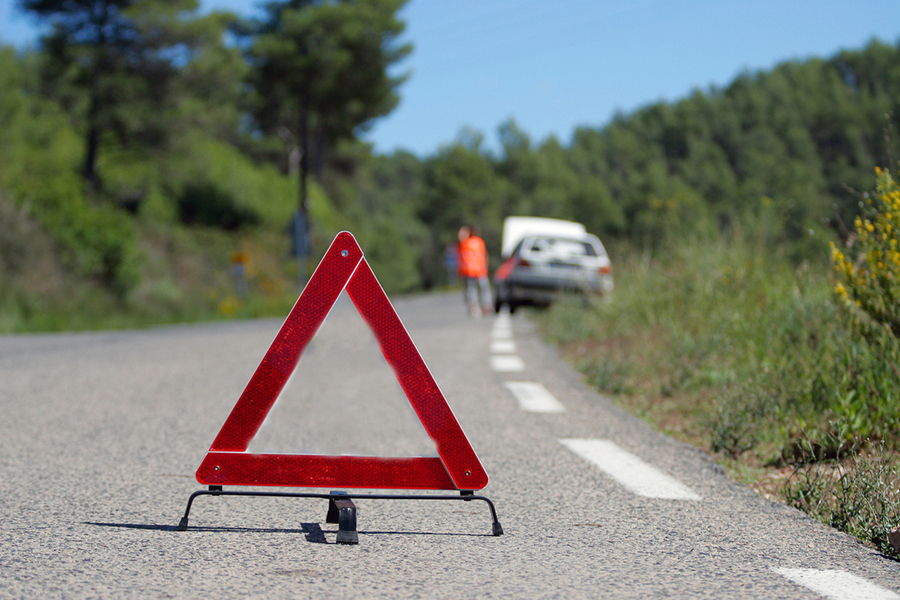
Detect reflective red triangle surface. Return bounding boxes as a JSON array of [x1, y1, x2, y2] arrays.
[[196, 231, 489, 491]]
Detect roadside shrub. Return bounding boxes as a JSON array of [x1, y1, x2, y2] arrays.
[[709, 384, 773, 458], [831, 167, 900, 337], [178, 182, 260, 230], [0, 53, 141, 298], [784, 442, 900, 559], [34, 181, 142, 296]]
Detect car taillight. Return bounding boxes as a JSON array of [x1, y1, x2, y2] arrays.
[[599, 264, 611, 275], [494, 257, 517, 280]]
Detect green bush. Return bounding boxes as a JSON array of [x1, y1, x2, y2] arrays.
[[0, 49, 141, 297], [832, 167, 900, 336], [178, 182, 260, 230]]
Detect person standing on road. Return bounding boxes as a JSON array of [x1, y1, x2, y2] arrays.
[[457, 225, 493, 316]]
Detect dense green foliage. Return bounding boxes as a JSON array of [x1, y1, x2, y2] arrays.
[[22, 0, 248, 188], [832, 168, 900, 336], [375, 39, 900, 287], [540, 228, 900, 456], [248, 0, 410, 168], [2, 8, 900, 331], [0, 0, 416, 331]]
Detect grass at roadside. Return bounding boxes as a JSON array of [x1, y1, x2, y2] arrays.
[[0, 216, 303, 334], [537, 232, 900, 559]]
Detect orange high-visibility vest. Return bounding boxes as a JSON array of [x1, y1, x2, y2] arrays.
[[458, 235, 488, 278]]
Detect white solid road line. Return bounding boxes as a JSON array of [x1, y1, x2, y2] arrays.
[[491, 355, 526, 372], [772, 567, 900, 600], [490, 339, 516, 353], [559, 438, 702, 500], [504, 381, 565, 413]]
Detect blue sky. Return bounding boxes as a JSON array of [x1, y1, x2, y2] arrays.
[[2, 0, 899, 156]]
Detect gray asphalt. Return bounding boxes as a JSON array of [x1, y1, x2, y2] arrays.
[[1, 290, 898, 598]]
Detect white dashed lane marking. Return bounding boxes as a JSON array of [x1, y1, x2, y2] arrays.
[[490, 314, 524, 371], [559, 438, 702, 500], [491, 355, 525, 372], [490, 339, 516, 353], [772, 568, 900, 600], [490, 327, 513, 340], [492, 312, 896, 598], [504, 382, 565, 413]]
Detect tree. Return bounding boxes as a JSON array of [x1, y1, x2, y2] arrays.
[[247, 0, 411, 264], [418, 134, 508, 286], [21, 0, 241, 190]]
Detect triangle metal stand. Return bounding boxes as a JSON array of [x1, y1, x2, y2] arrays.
[[177, 486, 503, 544]]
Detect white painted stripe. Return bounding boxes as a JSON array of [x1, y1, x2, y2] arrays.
[[490, 327, 513, 339], [491, 340, 516, 353], [773, 568, 900, 600], [491, 355, 525, 372], [504, 382, 565, 413], [559, 439, 701, 500]]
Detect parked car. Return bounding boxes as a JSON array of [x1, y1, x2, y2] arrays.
[[493, 219, 613, 313]]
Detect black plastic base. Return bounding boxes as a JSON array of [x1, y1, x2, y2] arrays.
[[177, 487, 503, 544]]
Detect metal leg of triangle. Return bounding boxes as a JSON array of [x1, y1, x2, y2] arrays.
[[176, 487, 503, 541], [326, 491, 358, 544]]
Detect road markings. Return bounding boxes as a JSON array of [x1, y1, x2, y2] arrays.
[[490, 315, 524, 371], [490, 327, 513, 339], [491, 355, 525, 372], [559, 439, 702, 500], [772, 568, 900, 600], [491, 339, 516, 353], [504, 382, 565, 413]]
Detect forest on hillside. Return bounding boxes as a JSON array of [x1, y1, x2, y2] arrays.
[[1, 0, 900, 330]]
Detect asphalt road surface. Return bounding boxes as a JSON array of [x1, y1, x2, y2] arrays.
[[1, 290, 899, 599]]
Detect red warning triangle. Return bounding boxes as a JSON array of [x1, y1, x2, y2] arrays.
[[196, 231, 489, 491]]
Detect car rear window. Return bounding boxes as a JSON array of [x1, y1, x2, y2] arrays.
[[529, 237, 598, 257]]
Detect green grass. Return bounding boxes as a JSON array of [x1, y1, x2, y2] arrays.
[[538, 233, 900, 558], [0, 208, 305, 334]]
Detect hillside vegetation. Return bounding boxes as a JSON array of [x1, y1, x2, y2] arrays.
[[4, 37, 900, 331]]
